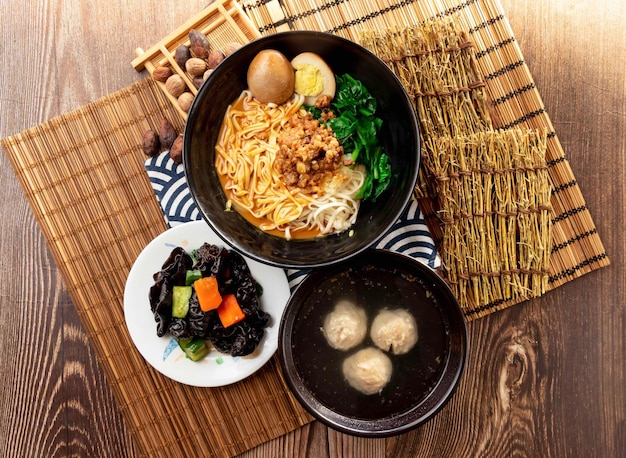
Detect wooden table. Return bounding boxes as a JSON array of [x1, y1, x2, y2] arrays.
[[1, 1, 624, 456]]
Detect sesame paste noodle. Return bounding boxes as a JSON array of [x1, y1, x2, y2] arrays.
[[215, 89, 366, 240]]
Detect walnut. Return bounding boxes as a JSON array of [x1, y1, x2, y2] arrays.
[[170, 135, 184, 164], [152, 66, 172, 83], [142, 129, 160, 157], [222, 42, 242, 57], [185, 57, 207, 76], [165, 74, 186, 97], [189, 29, 210, 60], [207, 49, 225, 69], [174, 45, 191, 69], [158, 118, 177, 151], [178, 92, 195, 113]]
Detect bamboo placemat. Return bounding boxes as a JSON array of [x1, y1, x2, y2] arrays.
[[240, 0, 609, 318], [1, 77, 312, 458], [1, 0, 609, 456]]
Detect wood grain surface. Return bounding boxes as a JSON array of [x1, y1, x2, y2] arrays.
[[1, 1, 624, 457]]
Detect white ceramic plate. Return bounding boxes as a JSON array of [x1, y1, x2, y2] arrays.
[[123, 220, 290, 387]]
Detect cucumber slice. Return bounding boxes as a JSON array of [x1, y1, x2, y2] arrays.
[[185, 269, 202, 286], [177, 337, 210, 362], [172, 285, 192, 318]]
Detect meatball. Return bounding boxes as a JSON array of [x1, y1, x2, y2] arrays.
[[322, 300, 367, 351], [342, 347, 393, 395], [370, 308, 418, 355]]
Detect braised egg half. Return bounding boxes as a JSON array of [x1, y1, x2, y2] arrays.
[[291, 52, 336, 106]]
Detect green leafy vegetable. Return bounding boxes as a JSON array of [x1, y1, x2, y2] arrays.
[[310, 74, 391, 201]]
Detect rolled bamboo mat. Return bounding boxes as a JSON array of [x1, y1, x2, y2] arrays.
[[1, 77, 311, 458], [240, 0, 610, 319]]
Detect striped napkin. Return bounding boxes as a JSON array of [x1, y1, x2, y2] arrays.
[[144, 152, 439, 289]]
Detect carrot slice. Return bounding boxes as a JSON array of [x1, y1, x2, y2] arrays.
[[218, 294, 246, 328], [194, 276, 222, 312]]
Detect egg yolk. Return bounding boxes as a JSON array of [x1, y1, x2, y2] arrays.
[[293, 63, 324, 97]]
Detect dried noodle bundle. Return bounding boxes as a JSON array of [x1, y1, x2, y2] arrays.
[[359, 20, 492, 198], [359, 20, 552, 316], [427, 129, 551, 312]]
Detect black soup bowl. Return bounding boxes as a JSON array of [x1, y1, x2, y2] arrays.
[[278, 249, 468, 437], [183, 31, 420, 268]]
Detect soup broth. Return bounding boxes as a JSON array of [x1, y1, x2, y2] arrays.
[[290, 263, 450, 420]]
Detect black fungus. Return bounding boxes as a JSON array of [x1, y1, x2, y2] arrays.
[[149, 280, 173, 337], [222, 250, 260, 312], [168, 318, 192, 339], [193, 243, 229, 278], [205, 307, 271, 357], [148, 244, 270, 356], [148, 247, 193, 338], [153, 246, 192, 284], [187, 293, 212, 337]]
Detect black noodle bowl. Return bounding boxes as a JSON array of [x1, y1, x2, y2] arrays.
[[183, 31, 420, 268]]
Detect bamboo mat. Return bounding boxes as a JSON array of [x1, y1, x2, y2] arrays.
[[240, 0, 609, 318], [1, 77, 312, 457], [0, 0, 609, 456]]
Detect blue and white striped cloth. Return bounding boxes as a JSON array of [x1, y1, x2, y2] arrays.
[[145, 152, 201, 225], [145, 152, 439, 289]]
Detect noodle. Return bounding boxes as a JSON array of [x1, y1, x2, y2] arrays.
[[215, 90, 366, 239]]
